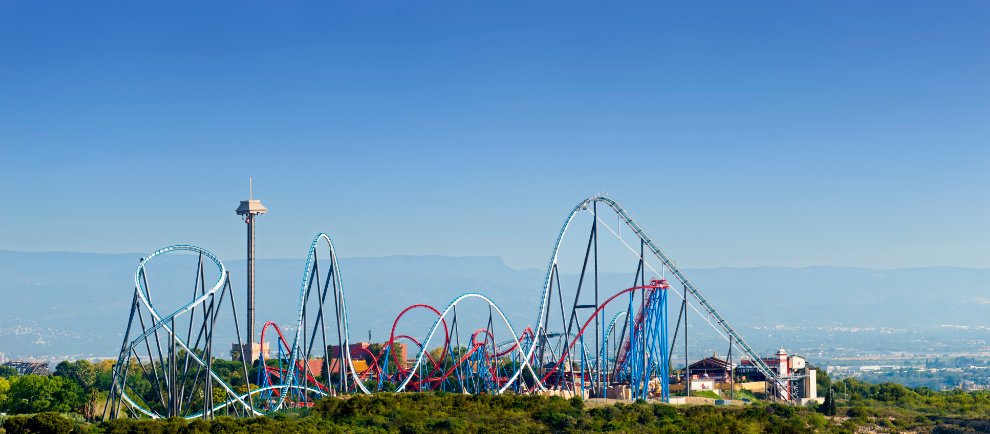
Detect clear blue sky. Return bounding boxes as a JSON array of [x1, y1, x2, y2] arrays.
[[1, 1, 987, 269]]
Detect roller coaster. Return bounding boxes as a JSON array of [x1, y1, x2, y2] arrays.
[[104, 195, 784, 419]]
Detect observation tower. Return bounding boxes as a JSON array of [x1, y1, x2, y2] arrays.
[[236, 179, 267, 364]]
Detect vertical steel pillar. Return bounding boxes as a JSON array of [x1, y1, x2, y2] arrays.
[[728, 335, 734, 400], [639, 282, 650, 399], [639, 238, 650, 399], [169, 317, 177, 417], [593, 202, 600, 393], [684, 284, 690, 396]]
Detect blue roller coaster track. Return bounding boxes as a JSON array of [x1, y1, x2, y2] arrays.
[[104, 195, 782, 420]]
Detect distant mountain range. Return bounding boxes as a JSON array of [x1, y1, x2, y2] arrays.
[[0, 249, 987, 360]]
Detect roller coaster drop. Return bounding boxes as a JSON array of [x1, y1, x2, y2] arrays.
[[105, 195, 783, 419]]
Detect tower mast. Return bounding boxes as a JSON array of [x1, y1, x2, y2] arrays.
[[236, 178, 267, 364]]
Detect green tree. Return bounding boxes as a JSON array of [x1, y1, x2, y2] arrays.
[[54, 359, 98, 392], [814, 366, 831, 393], [0, 376, 9, 410], [0, 365, 17, 378], [367, 342, 407, 367], [5, 375, 84, 414], [92, 359, 116, 391], [820, 388, 837, 416]]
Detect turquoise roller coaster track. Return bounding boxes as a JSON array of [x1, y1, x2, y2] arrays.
[[107, 195, 779, 419]]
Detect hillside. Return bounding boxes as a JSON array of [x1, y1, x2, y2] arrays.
[[0, 249, 988, 360]]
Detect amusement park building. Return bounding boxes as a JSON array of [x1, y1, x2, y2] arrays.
[[230, 342, 271, 363], [688, 356, 734, 382], [736, 349, 807, 382], [736, 349, 821, 404], [290, 358, 372, 377], [675, 349, 822, 404], [2, 361, 51, 376], [330, 342, 408, 368], [329, 342, 370, 358], [324, 358, 371, 375]]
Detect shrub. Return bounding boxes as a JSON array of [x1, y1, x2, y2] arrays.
[[2, 413, 75, 434], [2, 415, 31, 434]]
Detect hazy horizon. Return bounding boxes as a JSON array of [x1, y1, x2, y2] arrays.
[[4, 247, 990, 273]]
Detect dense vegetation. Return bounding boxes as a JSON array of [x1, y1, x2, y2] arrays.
[[834, 377, 990, 419], [3, 360, 990, 433], [2, 388, 990, 433], [3, 394, 835, 433], [0, 360, 112, 418]]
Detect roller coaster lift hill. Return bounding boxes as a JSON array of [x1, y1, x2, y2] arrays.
[[103, 195, 787, 419]]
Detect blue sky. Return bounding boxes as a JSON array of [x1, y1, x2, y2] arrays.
[[1, 1, 988, 269]]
